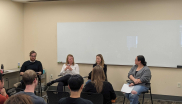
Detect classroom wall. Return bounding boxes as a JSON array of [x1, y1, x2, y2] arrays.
[[23, 0, 182, 96], [0, 0, 24, 88], [0, 0, 24, 70]]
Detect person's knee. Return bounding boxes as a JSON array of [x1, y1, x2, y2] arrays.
[[131, 90, 137, 95], [129, 90, 138, 99]]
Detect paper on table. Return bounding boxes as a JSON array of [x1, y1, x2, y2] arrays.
[[121, 84, 134, 93]]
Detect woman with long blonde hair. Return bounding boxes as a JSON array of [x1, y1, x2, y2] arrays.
[[83, 65, 116, 104], [87, 54, 107, 84], [47, 54, 79, 92]]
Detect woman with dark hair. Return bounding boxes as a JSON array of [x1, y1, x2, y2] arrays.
[[83, 65, 116, 104], [123, 55, 151, 104]]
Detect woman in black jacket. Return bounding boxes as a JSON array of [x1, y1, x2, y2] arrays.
[[86, 54, 107, 84]]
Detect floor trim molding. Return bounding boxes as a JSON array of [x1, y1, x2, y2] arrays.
[[115, 91, 182, 102]]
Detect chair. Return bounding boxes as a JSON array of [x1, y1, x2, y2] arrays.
[[47, 90, 70, 104], [123, 83, 153, 104], [37, 75, 42, 96], [81, 92, 103, 104], [6, 87, 24, 97]]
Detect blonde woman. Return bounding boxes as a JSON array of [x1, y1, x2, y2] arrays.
[[87, 54, 107, 84], [47, 54, 79, 92], [83, 65, 116, 104]]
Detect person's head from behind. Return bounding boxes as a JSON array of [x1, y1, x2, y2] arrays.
[[29, 50, 37, 61], [68, 75, 84, 92], [4, 94, 33, 104], [66, 54, 75, 65], [91, 65, 105, 93], [0, 73, 4, 89], [95, 54, 105, 68], [23, 70, 38, 87], [135, 55, 147, 66]]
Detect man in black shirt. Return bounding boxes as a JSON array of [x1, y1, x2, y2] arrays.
[[14, 50, 43, 88], [20, 50, 43, 76], [58, 75, 93, 104]]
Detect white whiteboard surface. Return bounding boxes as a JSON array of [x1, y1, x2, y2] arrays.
[[57, 20, 182, 67]]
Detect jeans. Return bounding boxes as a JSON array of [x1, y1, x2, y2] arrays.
[[85, 79, 91, 84], [124, 84, 149, 104]]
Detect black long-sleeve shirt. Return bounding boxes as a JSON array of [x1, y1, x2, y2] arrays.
[[83, 81, 116, 104], [88, 64, 107, 80], [20, 60, 43, 74]]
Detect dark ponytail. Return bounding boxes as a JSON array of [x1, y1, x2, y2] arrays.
[[137, 55, 147, 66]]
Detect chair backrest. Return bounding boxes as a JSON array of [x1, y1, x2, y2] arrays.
[[81, 92, 103, 104], [47, 91, 70, 104], [6, 88, 24, 97], [146, 83, 151, 90]]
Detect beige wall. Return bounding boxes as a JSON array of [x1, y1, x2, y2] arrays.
[[23, 0, 182, 96], [0, 0, 24, 88], [0, 0, 24, 70]]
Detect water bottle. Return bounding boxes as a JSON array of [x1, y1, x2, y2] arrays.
[[18, 63, 20, 68]]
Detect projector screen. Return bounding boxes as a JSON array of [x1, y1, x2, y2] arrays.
[[57, 20, 182, 67]]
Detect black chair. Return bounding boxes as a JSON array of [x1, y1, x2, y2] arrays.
[[6, 87, 24, 97], [81, 92, 103, 104], [123, 83, 153, 104], [37, 75, 42, 96], [47, 90, 70, 104]]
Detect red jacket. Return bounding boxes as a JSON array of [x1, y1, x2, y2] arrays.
[[0, 94, 9, 104]]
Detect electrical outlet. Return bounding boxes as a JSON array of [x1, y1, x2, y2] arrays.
[[177, 82, 181, 88], [50, 74, 53, 79]]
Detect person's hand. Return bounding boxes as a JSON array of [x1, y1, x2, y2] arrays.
[[67, 66, 72, 71], [136, 79, 141, 84], [37, 72, 42, 75], [133, 79, 140, 84], [129, 83, 134, 87], [20, 72, 24, 76], [65, 66, 69, 71], [0, 88, 7, 97]]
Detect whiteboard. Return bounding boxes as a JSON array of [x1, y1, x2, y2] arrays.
[[57, 20, 182, 67]]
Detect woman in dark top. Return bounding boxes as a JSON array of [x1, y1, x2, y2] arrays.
[[87, 54, 107, 84], [123, 55, 151, 104], [83, 65, 116, 104]]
